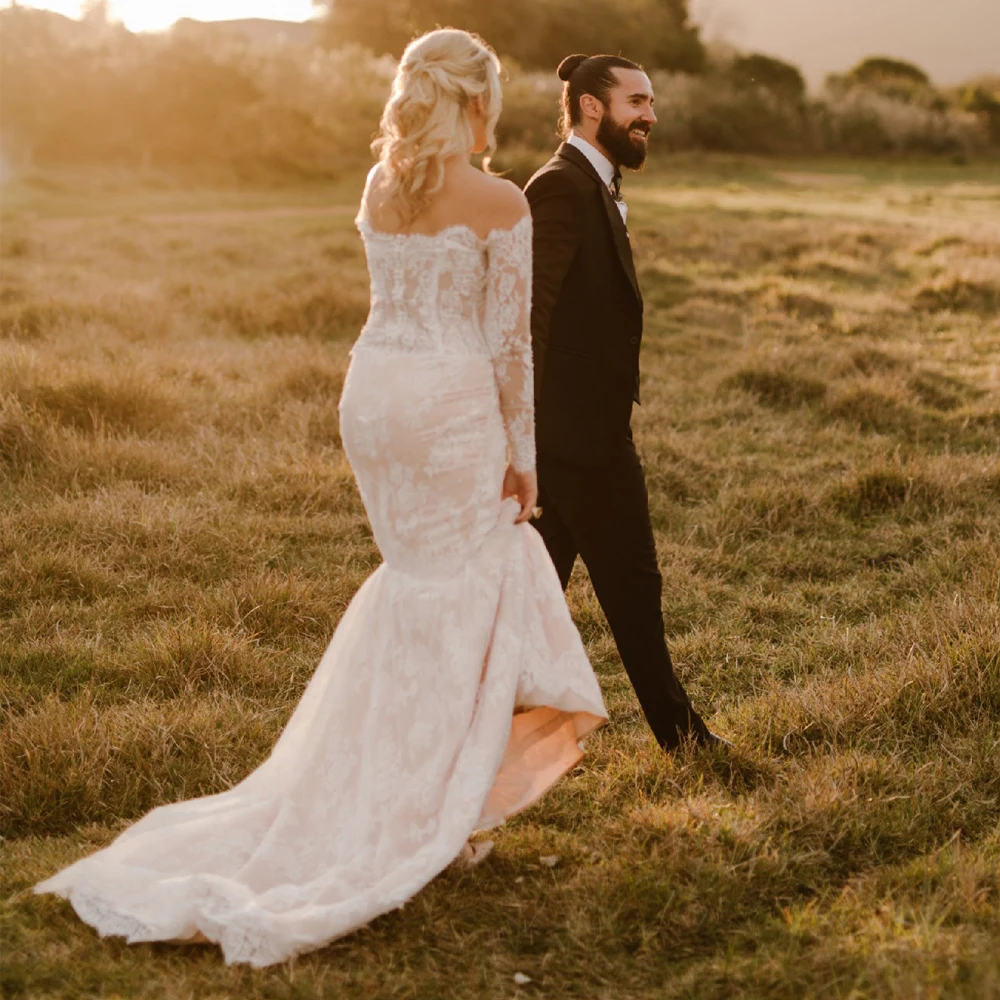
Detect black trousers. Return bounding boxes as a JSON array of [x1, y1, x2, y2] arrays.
[[534, 437, 710, 749]]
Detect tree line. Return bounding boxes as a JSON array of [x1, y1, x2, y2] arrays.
[[315, 0, 706, 73], [1, 3, 997, 182]]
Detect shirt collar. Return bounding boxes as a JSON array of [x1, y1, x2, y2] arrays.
[[566, 132, 617, 189]]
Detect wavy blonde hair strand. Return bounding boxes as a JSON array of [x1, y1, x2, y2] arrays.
[[372, 29, 503, 225]]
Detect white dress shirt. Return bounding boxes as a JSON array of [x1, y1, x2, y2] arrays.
[[566, 132, 628, 224]]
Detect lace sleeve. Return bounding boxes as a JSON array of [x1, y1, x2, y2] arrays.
[[484, 215, 535, 473]]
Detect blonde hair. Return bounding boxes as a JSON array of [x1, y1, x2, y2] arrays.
[[372, 29, 503, 225]]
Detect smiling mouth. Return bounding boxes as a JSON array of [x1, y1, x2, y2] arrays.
[[630, 127, 650, 141]]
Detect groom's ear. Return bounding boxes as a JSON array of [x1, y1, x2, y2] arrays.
[[578, 92, 604, 124]]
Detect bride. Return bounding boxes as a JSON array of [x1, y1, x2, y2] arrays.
[[35, 29, 607, 967]]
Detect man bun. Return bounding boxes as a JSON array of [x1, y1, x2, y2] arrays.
[[557, 54, 589, 81]]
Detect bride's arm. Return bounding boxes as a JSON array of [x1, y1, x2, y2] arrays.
[[485, 210, 536, 476]]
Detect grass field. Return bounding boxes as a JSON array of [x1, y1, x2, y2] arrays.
[[2, 158, 999, 999]]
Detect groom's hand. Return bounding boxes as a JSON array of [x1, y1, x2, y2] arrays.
[[503, 466, 539, 524]]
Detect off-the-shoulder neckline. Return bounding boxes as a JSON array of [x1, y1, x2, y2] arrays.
[[356, 215, 531, 245]]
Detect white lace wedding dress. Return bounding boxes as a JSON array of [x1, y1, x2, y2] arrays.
[[35, 188, 608, 967]]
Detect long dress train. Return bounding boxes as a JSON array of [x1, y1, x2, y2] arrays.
[[34, 186, 608, 967]]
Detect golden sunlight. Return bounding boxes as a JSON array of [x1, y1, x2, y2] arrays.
[[12, 0, 317, 32]]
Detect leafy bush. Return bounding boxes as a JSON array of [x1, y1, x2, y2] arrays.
[[847, 56, 930, 89], [730, 53, 806, 104], [962, 85, 1000, 145], [315, 0, 706, 73], [818, 89, 979, 156], [648, 72, 812, 155]]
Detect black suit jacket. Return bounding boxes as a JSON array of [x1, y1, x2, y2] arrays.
[[524, 142, 643, 467]]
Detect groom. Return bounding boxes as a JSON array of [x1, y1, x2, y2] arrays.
[[525, 53, 726, 752]]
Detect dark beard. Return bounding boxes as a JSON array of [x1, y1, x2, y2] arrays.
[[596, 113, 648, 170]]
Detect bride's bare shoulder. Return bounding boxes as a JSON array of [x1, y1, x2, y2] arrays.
[[358, 163, 389, 221], [468, 171, 529, 231]]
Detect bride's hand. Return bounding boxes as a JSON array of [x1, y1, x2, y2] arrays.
[[502, 465, 539, 525]]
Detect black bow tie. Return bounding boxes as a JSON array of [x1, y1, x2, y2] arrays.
[[611, 168, 622, 201]]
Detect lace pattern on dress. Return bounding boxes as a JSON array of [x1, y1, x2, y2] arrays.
[[355, 210, 535, 473], [483, 219, 535, 473]]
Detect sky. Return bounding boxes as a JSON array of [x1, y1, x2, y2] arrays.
[[11, 0, 1000, 86], [9, 0, 316, 32], [691, 0, 1000, 87]]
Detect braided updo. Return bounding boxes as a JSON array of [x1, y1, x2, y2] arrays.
[[372, 29, 503, 225]]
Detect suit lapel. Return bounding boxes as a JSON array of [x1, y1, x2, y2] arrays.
[[556, 143, 642, 305], [599, 185, 642, 305]]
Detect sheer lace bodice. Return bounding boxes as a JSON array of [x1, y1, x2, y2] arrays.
[[356, 214, 536, 472]]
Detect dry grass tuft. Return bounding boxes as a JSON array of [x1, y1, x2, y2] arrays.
[[850, 346, 906, 375], [913, 234, 966, 256], [825, 385, 921, 435], [0, 302, 53, 339], [274, 360, 346, 402], [1, 694, 283, 838], [914, 277, 1000, 314], [0, 231, 33, 259], [17, 377, 181, 436], [0, 396, 54, 472], [830, 467, 947, 521], [776, 290, 836, 321], [907, 369, 978, 411], [211, 277, 369, 341], [713, 483, 818, 545], [722, 365, 828, 409]]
